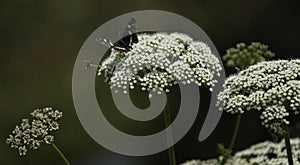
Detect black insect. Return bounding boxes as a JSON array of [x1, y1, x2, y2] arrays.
[[96, 17, 138, 52], [268, 122, 285, 142]]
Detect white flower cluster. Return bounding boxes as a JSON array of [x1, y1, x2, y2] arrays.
[[181, 158, 223, 165], [181, 138, 300, 165], [6, 107, 63, 156], [234, 137, 300, 165], [98, 32, 222, 96], [217, 59, 300, 127]]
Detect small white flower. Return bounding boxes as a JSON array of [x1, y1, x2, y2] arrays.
[[234, 138, 300, 165], [180, 138, 300, 165], [6, 107, 63, 156], [181, 159, 219, 165]]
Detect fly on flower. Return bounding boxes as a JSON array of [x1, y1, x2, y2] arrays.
[[96, 17, 138, 52]]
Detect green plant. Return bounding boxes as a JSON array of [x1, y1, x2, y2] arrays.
[[219, 42, 275, 164], [223, 42, 274, 71], [98, 32, 222, 165], [218, 59, 300, 165], [6, 107, 70, 165]]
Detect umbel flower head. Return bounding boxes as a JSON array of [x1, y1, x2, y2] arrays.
[[180, 138, 300, 165], [181, 159, 224, 165], [6, 107, 63, 156], [223, 42, 274, 70], [98, 32, 222, 97], [234, 137, 300, 165], [217, 59, 300, 128]]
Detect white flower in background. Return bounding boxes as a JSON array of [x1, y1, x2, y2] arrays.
[[181, 157, 236, 165], [217, 59, 300, 128], [98, 32, 222, 96], [233, 138, 300, 165], [181, 138, 300, 165], [181, 159, 219, 165], [6, 107, 63, 156]]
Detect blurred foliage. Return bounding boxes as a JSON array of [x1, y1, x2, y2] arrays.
[[0, 0, 300, 165], [216, 143, 232, 164]]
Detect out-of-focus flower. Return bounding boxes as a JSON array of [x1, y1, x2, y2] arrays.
[[6, 107, 63, 156], [181, 159, 219, 165], [180, 138, 300, 165], [223, 42, 274, 70], [180, 157, 235, 165], [234, 138, 300, 165]]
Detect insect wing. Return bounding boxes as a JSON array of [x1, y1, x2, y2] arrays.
[[121, 17, 138, 46], [122, 17, 137, 37], [131, 33, 138, 44], [97, 37, 128, 51], [96, 38, 114, 47], [115, 17, 138, 50], [96, 17, 138, 52]]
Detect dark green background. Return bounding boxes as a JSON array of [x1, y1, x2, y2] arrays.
[[1, 0, 299, 164]]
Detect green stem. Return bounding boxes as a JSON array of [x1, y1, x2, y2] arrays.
[[52, 143, 71, 165], [164, 101, 176, 165], [220, 113, 242, 165], [229, 113, 242, 151], [282, 121, 294, 165]]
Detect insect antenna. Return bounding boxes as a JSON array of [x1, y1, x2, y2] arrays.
[[83, 59, 100, 70]]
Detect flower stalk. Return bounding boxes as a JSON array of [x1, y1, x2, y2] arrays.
[[52, 143, 71, 165], [164, 101, 176, 165], [229, 113, 242, 151], [282, 121, 294, 165], [220, 113, 242, 165], [219, 42, 276, 165], [97, 32, 223, 165], [6, 107, 70, 164]]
